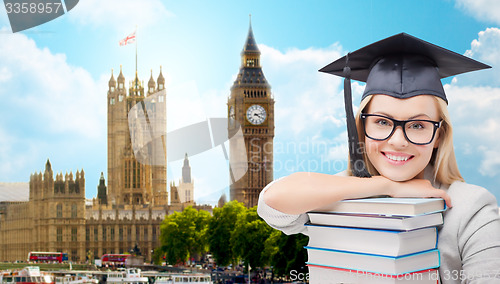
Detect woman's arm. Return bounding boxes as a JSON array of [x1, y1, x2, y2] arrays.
[[264, 172, 451, 215]]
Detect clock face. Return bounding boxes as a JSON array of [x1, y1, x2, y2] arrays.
[[246, 104, 266, 125]]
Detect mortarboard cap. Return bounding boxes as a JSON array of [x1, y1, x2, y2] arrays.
[[319, 33, 491, 177]]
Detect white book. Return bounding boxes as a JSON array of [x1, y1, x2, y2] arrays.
[[306, 224, 437, 257], [314, 197, 445, 216], [307, 212, 443, 231], [307, 265, 439, 284], [306, 246, 440, 275]]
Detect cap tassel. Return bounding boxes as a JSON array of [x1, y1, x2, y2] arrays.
[[343, 54, 371, 178]]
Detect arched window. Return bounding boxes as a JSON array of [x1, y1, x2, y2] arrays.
[[57, 204, 63, 218], [71, 203, 78, 218]]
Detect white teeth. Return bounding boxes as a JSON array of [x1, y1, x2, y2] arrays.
[[386, 154, 409, 161]]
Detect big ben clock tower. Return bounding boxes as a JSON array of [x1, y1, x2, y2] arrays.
[[228, 20, 274, 208]]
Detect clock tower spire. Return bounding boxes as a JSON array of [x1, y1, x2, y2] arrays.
[[228, 19, 274, 207]]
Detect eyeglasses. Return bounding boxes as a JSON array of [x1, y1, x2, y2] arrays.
[[360, 114, 442, 145]]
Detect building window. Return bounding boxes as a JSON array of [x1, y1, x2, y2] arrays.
[[94, 228, 98, 242], [103, 227, 107, 241], [125, 160, 130, 189], [144, 228, 148, 241], [110, 87, 115, 92], [158, 95, 164, 103], [246, 59, 255, 67], [136, 227, 140, 241], [137, 163, 140, 187], [71, 203, 78, 218], [72, 228, 77, 242], [119, 228, 123, 241], [57, 227, 63, 242], [159, 84, 163, 90], [86, 228, 90, 241], [127, 228, 132, 241], [94, 249, 98, 259], [119, 83, 123, 89], [71, 250, 77, 261], [119, 95, 123, 102], [133, 162, 137, 188], [110, 228, 115, 241], [153, 226, 157, 241], [57, 204, 63, 218]]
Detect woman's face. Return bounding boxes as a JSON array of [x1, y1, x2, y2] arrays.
[[364, 94, 441, 181]]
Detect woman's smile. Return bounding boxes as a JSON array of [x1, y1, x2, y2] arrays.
[[381, 151, 414, 165]]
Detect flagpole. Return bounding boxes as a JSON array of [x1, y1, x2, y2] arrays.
[[135, 25, 138, 92]]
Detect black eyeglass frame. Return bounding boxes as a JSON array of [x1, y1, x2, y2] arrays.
[[360, 113, 442, 145]]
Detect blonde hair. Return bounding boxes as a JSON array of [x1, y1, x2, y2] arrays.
[[347, 95, 464, 185]]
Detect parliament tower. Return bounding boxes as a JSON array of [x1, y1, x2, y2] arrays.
[[228, 21, 274, 207], [107, 67, 168, 206]]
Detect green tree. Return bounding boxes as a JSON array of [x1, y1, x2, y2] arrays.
[[207, 200, 246, 266], [263, 230, 309, 278], [151, 248, 165, 265], [231, 206, 272, 268], [160, 206, 210, 265]]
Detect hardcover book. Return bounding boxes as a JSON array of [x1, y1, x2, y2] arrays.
[[307, 211, 443, 231], [306, 224, 438, 257], [312, 197, 446, 216], [305, 246, 440, 275], [307, 265, 439, 284]]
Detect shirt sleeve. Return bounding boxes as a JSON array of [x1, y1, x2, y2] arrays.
[[456, 185, 500, 282], [257, 177, 309, 236]]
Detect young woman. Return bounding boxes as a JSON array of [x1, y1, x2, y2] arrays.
[[257, 33, 500, 283]]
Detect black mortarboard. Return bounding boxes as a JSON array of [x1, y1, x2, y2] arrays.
[[319, 33, 491, 177]]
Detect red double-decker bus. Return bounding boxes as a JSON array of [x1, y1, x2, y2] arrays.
[[101, 254, 130, 266], [28, 252, 68, 263]]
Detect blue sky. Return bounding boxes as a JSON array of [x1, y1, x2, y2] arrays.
[[0, 0, 500, 205]]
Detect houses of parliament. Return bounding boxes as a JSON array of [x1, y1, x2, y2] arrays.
[[0, 22, 274, 263]]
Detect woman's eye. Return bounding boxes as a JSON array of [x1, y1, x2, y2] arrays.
[[375, 119, 392, 127], [408, 122, 425, 129]]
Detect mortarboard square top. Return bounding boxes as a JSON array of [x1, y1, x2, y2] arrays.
[[319, 33, 491, 103]]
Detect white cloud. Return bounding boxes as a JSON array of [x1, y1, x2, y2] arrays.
[[0, 32, 105, 182], [455, 0, 500, 25], [0, 67, 12, 82], [445, 84, 500, 177], [478, 148, 500, 177], [0, 5, 9, 29], [440, 28, 500, 178], [0, 33, 106, 138], [457, 28, 500, 87], [259, 43, 351, 139], [69, 0, 173, 32]]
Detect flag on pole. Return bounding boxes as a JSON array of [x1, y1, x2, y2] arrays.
[[119, 30, 136, 46]]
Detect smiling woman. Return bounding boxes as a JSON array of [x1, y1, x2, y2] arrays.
[[257, 33, 500, 283]]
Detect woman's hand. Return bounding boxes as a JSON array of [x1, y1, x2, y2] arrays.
[[386, 177, 452, 208]]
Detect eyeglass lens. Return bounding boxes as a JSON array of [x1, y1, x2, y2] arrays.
[[364, 115, 436, 144]]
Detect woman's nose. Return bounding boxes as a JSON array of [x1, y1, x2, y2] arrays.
[[387, 126, 409, 147]]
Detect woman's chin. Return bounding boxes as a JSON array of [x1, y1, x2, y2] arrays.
[[378, 169, 416, 182]]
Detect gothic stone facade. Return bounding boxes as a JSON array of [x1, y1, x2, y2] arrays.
[[0, 160, 165, 262]]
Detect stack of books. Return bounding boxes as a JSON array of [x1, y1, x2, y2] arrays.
[[305, 197, 446, 283]]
